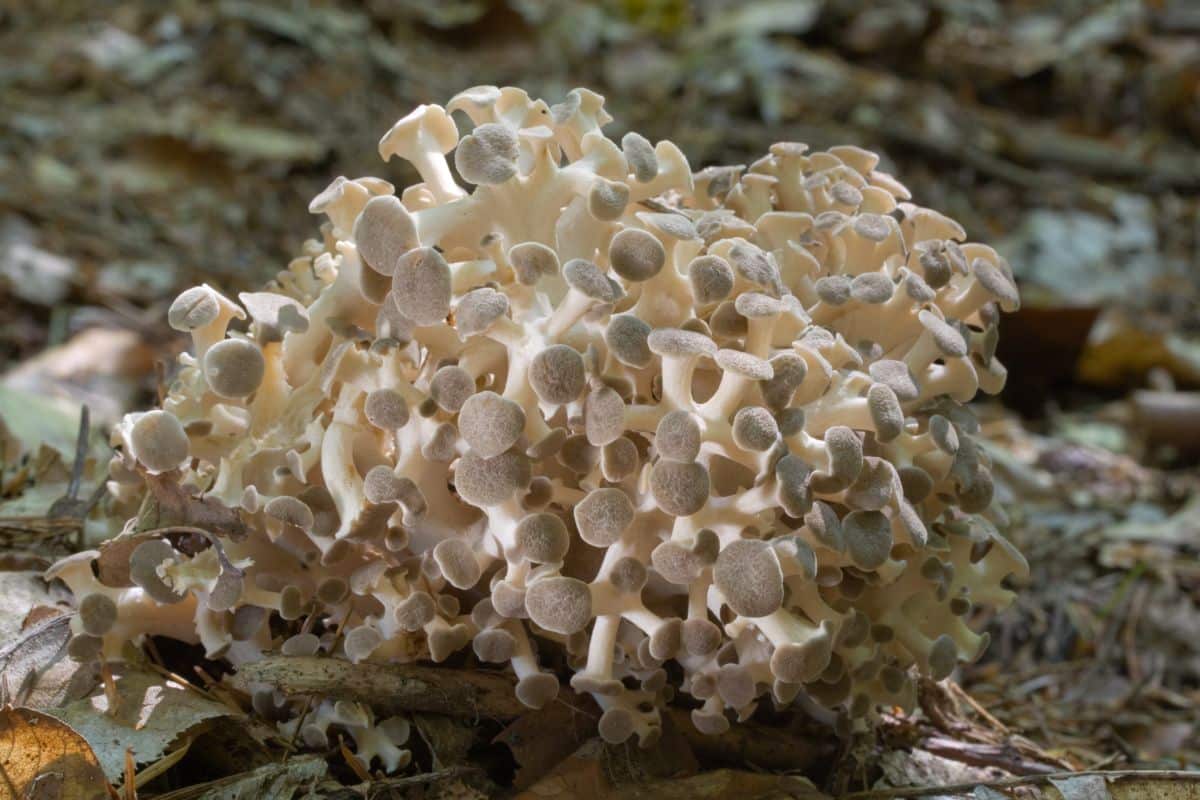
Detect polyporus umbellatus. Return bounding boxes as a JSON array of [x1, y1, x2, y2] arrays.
[[49, 85, 1027, 761]]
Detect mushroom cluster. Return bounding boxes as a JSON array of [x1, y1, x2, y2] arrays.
[[50, 86, 1027, 761]]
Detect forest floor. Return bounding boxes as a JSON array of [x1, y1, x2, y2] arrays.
[[1, 1, 1198, 798]]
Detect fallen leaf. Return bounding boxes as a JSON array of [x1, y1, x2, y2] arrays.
[[150, 753, 327, 800], [0, 613, 97, 710], [0, 706, 110, 800], [1051, 775, 1112, 800], [48, 667, 236, 781]]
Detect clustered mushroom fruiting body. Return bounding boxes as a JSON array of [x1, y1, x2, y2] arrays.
[[49, 86, 1028, 762]]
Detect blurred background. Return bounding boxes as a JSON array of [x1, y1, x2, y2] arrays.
[[1, 0, 1198, 782]]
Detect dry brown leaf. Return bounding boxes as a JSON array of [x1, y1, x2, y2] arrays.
[[0, 706, 110, 800]]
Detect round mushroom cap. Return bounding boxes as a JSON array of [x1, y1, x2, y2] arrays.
[[515, 513, 570, 563], [395, 591, 436, 632], [454, 450, 532, 507], [203, 339, 265, 399], [917, 309, 968, 358], [584, 386, 625, 446], [354, 195, 418, 275], [588, 179, 630, 221], [815, 275, 852, 306], [598, 708, 636, 744], [972, 258, 1020, 311], [682, 618, 722, 656], [458, 391, 526, 459], [713, 539, 784, 618], [715, 349, 773, 380], [345, 626, 382, 663], [129, 539, 185, 604], [647, 328, 717, 359], [454, 122, 519, 185], [732, 406, 779, 452], [562, 258, 614, 301], [454, 287, 509, 337], [129, 410, 190, 474], [728, 241, 780, 290], [621, 131, 657, 183], [867, 384, 904, 442], [392, 247, 452, 326], [430, 365, 475, 413], [365, 388, 410, 430], [608, 228, 665, 282], [515, 673, 559, 709], [687, 255, 734, 304], [844, 510, 893, 569], [605, 314, 653, 368], [79, 593, 118, 636], [528, 345, 586, 405], [650, 460, 710, 517], [509, 241, 560, 286], [433, 538, 482, 589], [762, 353, 808, 411], [601, 437, 639, 482], [265, 496, 315, 530], [868, 359, 919, 401], [574, 488, 635, 547], [524, 577, 593, 635], [851, 272, 894, 304], [655, 410, 701, 462], [168, 286, 221, 332], [474, 628, 517, 663], [638, 211, 698, 241]]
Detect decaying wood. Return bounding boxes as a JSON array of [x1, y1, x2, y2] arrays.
[[230, 655, 528, 719], [666, 708, 835, 773]]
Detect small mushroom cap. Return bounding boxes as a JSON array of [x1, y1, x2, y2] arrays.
[[650, 460, 710, 517], [129, 410, 190, 474], [474, 628, 517, 663], [650, 540, 706, 584], [621, 131, 657, 182], [203, 339, 265, 399], [433, 539, 482, 589], [168, 286, 221, 331], [601, 437, 639, 482], [605, 314, 653, 368], [509, 241, 559, 286], [129, 539, 185, 604], [395, 591, 436, 631], [282, 632, 321, 657], [558, 434, 599, 474], [851, 272, 894, 304], [655, 410, 702, 462], [598, 708, 636, 744], [868, 360, 919, 401], [867, 384, 904, 442], [365, 388, 410, 430], [562, 258, 614, 301], [682, 618, 722, 656], [458, 391, 526, 459], [345, 626, 382, 663], [454, 288, 509, 337], [843, 510, 893, 569], [515, 513, 570, 563], [265, 496, 315, 530], [972, 258, 1020, 311], [647, 328, 717, 359], [762, 353, 808, 411], [529, 345, 586, 405], [354, 195, 418, 275], [609, 557, 648, 595], [774, 453, 813, 517], [430, 365, 475, 413], [574, 488, 635, 547], [732, 406, 778, 451], [608, 228, 665, 282], [713, 539, 784, 618], [525, 577, 593, 635], [917, 309, 968, 358], [515, 673, 559, 709], [392, 247, 452, 326], [687, 255, 734, 304], [379, 103, 459, 160], [728, 241, 780, 291], [454, 450, 532, 507], [734, 292, 782, 319], [79, 593, 117, 636], [815, 275, 852, 305], [584, 386, 625, 446], [770, 626, 834, 683], [454, 122, 519, 185], [638, 211, 698, 242], [715, 349, 773, 380], [588, 179, 629, 221]]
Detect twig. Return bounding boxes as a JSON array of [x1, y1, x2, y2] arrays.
[[842, 769, 1200, 798]]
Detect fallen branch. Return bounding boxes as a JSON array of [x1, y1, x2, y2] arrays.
[[229, 655, 527, 719]]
